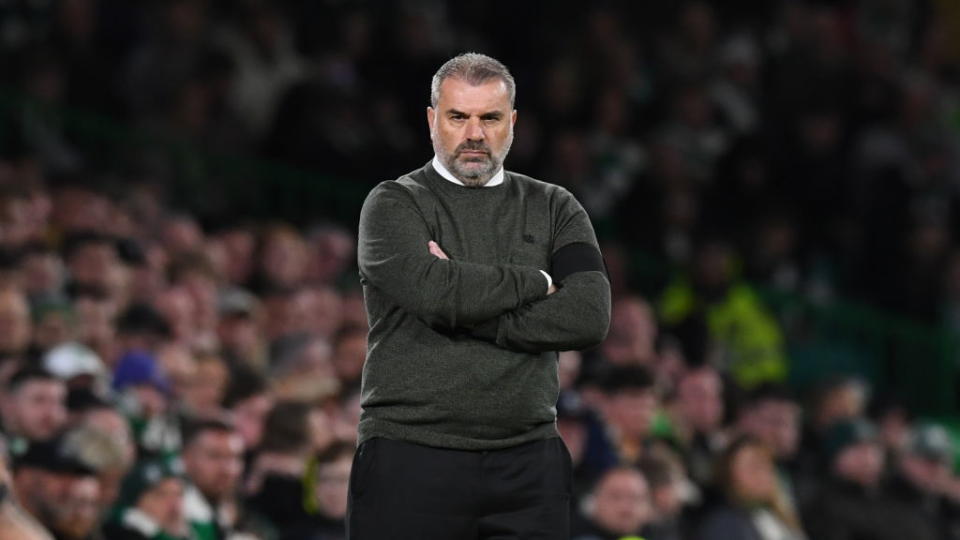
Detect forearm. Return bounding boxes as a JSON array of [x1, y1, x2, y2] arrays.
[[473, 271, 611, 352], [358, 183, 548, 328]]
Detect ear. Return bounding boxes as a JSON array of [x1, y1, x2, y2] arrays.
[[426, 107, 436, 133], [511, 109, 517, 127]]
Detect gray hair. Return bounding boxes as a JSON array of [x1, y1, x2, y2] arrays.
[[430, 52, 516, 108]]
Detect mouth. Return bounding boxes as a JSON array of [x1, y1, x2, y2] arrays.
[[457, 150, 490, 162]]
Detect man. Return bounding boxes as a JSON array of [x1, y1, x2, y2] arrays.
[[103, 459, 190, 540], [352, 52, 611, 538], [802, 418, 935, 540], [886, 423, 960, 540], [1, 367, 68, 450], [664, 365, 725, 485], [572, 466, 656, 540], [600, 366, 660, 465], [180, 419, 245, 539], [11, 437, 98, 536]]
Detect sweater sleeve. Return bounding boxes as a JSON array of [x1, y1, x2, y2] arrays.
[[472, 189, 611, 352], [357, 181, 550, 329]]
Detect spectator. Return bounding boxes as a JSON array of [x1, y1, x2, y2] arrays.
[[803, 418, 931, 540], [599, 366, 660, 464], [1, 367, 67, 448], [112, 351, 179, 456], [572, 466, 657, 540], [0, 287, 32, 358], [638, 446, 694, 540], [102, 458, 190, 540], [180, 419, 245, 538], [222, 368, 272, 452], [697, 435, 804, 540], [245, 400, 326, 532], [661, 364, 726, 486], [886, 423, 960, 540], [11, 437, 98, 534]]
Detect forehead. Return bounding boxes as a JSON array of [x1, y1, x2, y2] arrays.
[[436, 77, 512, 112]]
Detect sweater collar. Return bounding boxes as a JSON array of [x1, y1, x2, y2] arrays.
[[432, 155, 504, 187]]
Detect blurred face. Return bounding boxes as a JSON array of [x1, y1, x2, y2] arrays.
[[53, 476, 100, 539], [315, 455, 352, 519], [603, 298, 658, 365], [677, 368, 723, 433], [138, 478, 186, 536], [219, 229, 255, 286], [74, 296, 117, 363], [33, 311, 75, 350], [428, 77, 516, 187], [68, 243, 119, 288], [834, 442, 884, 487], [750, 400, 801, 458], [5, 379, 67, 441], [309, 408, 335, 453], [231, 394, 273, 449], [22, 252, 62, 296], [818, 384, 865, 429], [154, 286, 197, 344], [333, 333, 367, 384], [901, 454, 951, 494], [0, 289, 31, 353], [592, 469, 653, 535], [14, 468, 74, 525], [607, 390, 658, 440], [730, 444, 775, 502], [262, 231, 307, 287], [183, 430, 244, 502], [183, 359, 228, 415]]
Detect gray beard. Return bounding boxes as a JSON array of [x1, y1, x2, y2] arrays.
[[432, 131, 513, 187]]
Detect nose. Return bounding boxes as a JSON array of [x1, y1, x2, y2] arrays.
[[465, 117, 484, 141]]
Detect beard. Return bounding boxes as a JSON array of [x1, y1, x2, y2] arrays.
[[433, 130, 513, 187]]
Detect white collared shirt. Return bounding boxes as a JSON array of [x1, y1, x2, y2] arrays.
[[431, 155, 552, 292], [432, 155, 505, 187]]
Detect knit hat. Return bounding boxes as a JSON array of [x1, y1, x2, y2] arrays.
[[112, 351, 170, 395], [824, 418, 878, 464], [116, 457, 185, 509]]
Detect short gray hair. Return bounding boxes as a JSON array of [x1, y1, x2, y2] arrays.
[[430, 52, 516, 108]]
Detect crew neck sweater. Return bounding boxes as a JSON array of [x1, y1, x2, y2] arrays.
[[357, 161, 611, 450]]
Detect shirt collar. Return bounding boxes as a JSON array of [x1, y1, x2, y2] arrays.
[[432, 155, 504, 187]]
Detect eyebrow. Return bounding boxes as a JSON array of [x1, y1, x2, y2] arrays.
[[446, 109, 504, 120]]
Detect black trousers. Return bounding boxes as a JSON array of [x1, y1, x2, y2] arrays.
[[346, 436, 572, 539]]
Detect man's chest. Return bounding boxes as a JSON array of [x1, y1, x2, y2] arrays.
[[422, 193, 554, 269]]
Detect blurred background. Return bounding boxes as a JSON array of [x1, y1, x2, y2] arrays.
[[1, 0, 960, 539]]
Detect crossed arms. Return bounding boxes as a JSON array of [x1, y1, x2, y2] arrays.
[[358, 182, 611, 353]]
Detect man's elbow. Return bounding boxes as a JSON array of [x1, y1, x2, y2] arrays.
[[565, 296, 610, 350], [579, 306, 610, 348]]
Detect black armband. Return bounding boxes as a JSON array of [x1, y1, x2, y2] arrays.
[[550, 242, 606, 282]]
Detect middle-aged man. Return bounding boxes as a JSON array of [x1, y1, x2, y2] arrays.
[[352, 52, 611, 538]]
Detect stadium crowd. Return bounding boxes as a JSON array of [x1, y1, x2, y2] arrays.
[[0, 0, 959, 539]]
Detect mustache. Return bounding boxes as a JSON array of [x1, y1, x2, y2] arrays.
[[456, 141, 490, 155]]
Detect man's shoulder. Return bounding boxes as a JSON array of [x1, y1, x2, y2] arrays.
[[364, 165, 434, 203], [506, 170, 574, 199]]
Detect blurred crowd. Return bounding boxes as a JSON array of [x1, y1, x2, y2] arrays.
[[0, 0, 960, 539]]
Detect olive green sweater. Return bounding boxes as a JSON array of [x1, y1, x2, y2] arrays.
[[356, 161, 611, 450]]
